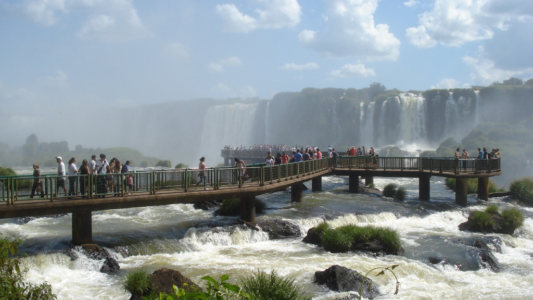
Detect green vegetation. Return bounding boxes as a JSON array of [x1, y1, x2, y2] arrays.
[[485, 205, 499, 214], [471, 211, 495, 232], [383, 183, 398, 197], [241, 270, 310, 300], [175, 163, 189, 169], [0, 234, 57, 300], [320, 225, 402, 254], [395, 187, 407, 201], [445, 178, 503, 194], [368, 183, 376, 188], [217, 198, 265, 216], [510, 177, 533, 206], [419, 151, 439, 158], [123, 270, 152, 296], [502, 207, 525, 229], [360, 265, 400, 300], [0, 167, 16, 176]]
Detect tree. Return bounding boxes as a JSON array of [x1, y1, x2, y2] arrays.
[[502, 77, 523, 85], [367, 82, 387, 101], [525, 78, 533, 86]]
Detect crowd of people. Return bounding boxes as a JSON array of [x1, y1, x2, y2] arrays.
[[31, 154, 134, 198]]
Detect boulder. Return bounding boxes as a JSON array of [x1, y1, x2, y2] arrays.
[[352, 240, 387, 255], [150, 268, 200, 294], [100, 257, 121, 274], [72, 244, 120, 273], [194, 200, 222, 210], [18, 214, 68, 224], [454, 237, 504, 253], [315, 265, 380, 300], [302, 227, 322, 245], [257, 219, 301, 239]]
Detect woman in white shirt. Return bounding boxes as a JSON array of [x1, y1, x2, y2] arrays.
[[68, 157, 78, 196]]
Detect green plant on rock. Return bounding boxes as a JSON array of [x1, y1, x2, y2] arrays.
[[383, 183, 398, 198], [510, 177, 533, 206], [242, 270, 310, 300], [123, 270, 152, 296], [471, 211, 495, 232], [368, 183, 376, 188], [321, 225, 402, 254], [321, 229, 353, 253], [395, 187, 407, 201], [502, 207, 524, 230], [153, 275, 250, 300], [485, 205, 499, 214], [0, 234, 57, 300]]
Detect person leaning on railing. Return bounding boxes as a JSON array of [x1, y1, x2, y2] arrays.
[[30, 164, 44, 198], [79, 159, 89, 198]]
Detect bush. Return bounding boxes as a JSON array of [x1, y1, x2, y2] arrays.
[[510, 177, 533, 205], [0, 234, 56, 300], [502, 207, 524, 230], [470, 211, 495, 232], [242, 270, 310, 300], [368, 183, 376, 188], [445, 178, 502, 194], [395, 187, 407, 201], [0, 167, 16, 177], [155, 160, 172, 168], [174, 163, 189, 169], [383, 183, 398, 197], [321, 229, 353, 253], [217, 198, 265, 216], [314, 222, 330, 236], [485, 205, 499, 214], [124, 270, 152, 296], [419, 150, 439, 158]]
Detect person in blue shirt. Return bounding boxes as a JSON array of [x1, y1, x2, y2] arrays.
[[477, 148, 483, 159], [294, 149, 302, 162]]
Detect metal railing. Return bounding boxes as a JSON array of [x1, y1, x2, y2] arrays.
[[0, 158, 333, 205], [336, 156, 501, 174]]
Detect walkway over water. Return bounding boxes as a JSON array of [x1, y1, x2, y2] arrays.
[[0, 156, 501, 245]]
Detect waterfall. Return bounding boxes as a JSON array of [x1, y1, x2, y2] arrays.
[[265, 101, 271, 144], [332, 101, 339, 145], [360, 102, 374, 146], [444, 92, 458, 139], [399, 93, 426, 143], [377, 99, 388, 145], [474, 90, 480, 125], [199, 103, 259, 165]]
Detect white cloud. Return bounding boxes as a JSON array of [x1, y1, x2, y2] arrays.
[[42, 70, 68, 88], [19, 0, 149, 42], [281, 62, 319, 70], [404, 0, 419, 7], [463, 46, 532, 85], [431, 78, 460, 89], [208, 56, 242, 73], [216, 0, 301, 33], [329, 64, 376, 78], [162, 42, 189, 62], [406, 0, 533, 48], [298, 0, 400, 61]]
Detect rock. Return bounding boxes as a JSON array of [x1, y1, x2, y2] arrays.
[[428, 256, 444, 264], [80, 244, 109, 260], [449, 238, 503, 272], [257, 219, 301, 239], [194, 200, 222, 210], [352, 240, 388, 255], [18, 214, 68, 224], [454, 237, 504, 253], [315, 265, 380, 300], [459, 212, 515, 234], [150, 268, 200, 294], [477, 250, 501, 272], [302, 227, 322, 245], [100, 257, 121, 274]]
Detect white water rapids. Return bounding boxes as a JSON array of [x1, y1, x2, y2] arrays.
[[2, 176, 533, 299]]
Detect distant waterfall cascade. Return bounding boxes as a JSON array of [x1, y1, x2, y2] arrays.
[[265, 101, 271, 144], [399, 93, 426, 143], [474, 90, 480, 125], [332, 101, 339, 145], [360, 102, 375, 146], [444, 91, 478, 142], [199, 103, 259, 164], [377, 99, 388, 145]]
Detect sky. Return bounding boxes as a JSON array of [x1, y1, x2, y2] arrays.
[[1, 0, 533, 122]]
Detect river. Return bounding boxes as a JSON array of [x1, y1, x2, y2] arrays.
[[1, 175, 532, 299]]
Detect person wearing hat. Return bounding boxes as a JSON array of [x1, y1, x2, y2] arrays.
[[196, 157, 207, 190], [56, 156, 67, 196]]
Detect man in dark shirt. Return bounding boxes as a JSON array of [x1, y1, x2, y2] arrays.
[[302, 149, 310, 161]]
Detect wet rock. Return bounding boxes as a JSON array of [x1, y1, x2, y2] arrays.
[[302, 227, 322, 245], [194, 200, 222, 210], [100, 257, 121, 274], [428, 256, 444, 264], [256, 219, 301, 239], [352, 240, 387, 255], [454, 237, 504, 253], [70, 244, 120, 273], [18, 214, 68, 224], [315, 265, 380, 300], [150, 268, 200, 294], [446, 238, 503, 272]]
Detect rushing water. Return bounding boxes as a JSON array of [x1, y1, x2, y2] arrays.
[[2, 176, 533, 300]]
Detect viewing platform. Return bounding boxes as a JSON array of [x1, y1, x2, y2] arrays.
[[0, 156, 501, 245]]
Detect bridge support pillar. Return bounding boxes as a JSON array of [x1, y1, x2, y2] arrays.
[[291, 183, 304, 202], [312, 176, 322, 192], [419, 175, 431, 201], [224, 158, 230, 166], [365, 176, 374, 186], [349, 174, 359, 193], [72, 209, 92, 245], [455, 178, 468, 207], [240, 197, 256, 223], [478, 177, 489, 201]]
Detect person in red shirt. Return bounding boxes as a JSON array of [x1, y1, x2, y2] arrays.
[[316, 148, 322, 159], [281, 152, 289, 164], [349, 147, 357, 156]]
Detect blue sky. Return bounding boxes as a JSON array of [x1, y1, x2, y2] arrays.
[[1, 0, 532, 116]]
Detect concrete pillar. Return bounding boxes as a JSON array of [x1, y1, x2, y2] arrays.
[[349, 174, 359, 193], [312, 176, 322, 192], [419, 175, 431, 201], [455, 178, 468, 207], [291, 183, 304, 202], [365, 176, 374, 186], [72, 209, 92, 245], [478, 177, 489, 201], [224, 158, 230, 166], [240, 197, 256, 223]]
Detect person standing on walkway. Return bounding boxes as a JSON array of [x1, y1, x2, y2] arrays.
[[265, 153, 274, 166], [281, 152, 289, 164], [275, 153, 282, 165], [477, 148, 483, 159], [89, 155, 97, 175], [461, 149, 469, 172], [56, 156, 67, 196], [96, 154, 109, 197], [30, 164, 44, 198], [196, 157, 207, 189], [79, 159, 89, 197], [294, 149, 302, 162], [234, 158, 246, 186], [68, 157, 78, 196], [316, 148, 322, 159], [332, 149, 338, 166]]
